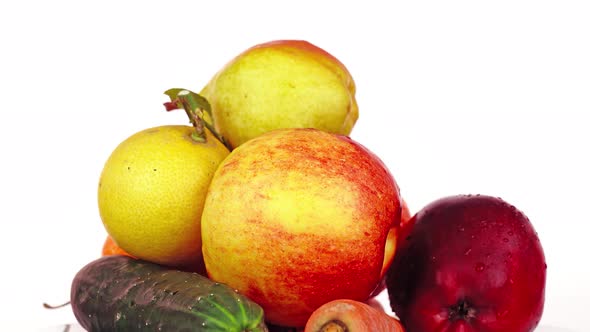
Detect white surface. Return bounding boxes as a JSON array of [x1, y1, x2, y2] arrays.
[[0, 1, 588, 331]]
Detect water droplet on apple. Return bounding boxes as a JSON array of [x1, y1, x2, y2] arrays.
[[509, 278, 514, 284], [508, 231, 514, 236], [502, 237, 509, 242], [464, 248, 472, 256], [497, 309, 509, 318], [475, 262, 485, 272]]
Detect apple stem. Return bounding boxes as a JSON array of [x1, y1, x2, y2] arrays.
[[163, 89, 229, 147]]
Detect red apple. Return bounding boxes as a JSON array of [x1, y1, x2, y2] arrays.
[[382, 198, 414, 276], [369, 198, 412, 297], [386, 194, 546, 332]]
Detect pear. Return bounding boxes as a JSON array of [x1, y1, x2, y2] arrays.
[[200, 40, 359, 149]]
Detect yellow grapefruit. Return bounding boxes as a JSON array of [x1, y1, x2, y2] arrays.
[[98, 125, 229, 270]]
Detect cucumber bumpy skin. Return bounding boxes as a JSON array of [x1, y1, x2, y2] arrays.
[[71, 255, 268, 331]]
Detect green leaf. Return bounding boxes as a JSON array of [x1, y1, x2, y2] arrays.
[[164, 88, 212, 118]]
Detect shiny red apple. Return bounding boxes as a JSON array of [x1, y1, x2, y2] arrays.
[[386, 194, 546, 332]]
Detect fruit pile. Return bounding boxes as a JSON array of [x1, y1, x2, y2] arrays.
[[71, 40, 547, 332]]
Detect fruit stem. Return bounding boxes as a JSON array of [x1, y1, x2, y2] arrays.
[[163, 89, 229, 147], [177, 90, 207, 142], [43, 301, 70, 309]]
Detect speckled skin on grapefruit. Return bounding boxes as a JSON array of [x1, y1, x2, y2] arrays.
[[201, 128, 401, 327], [98, 125, 229, 270]]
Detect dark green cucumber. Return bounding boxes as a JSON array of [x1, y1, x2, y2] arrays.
[[71, 255, 268, 331]]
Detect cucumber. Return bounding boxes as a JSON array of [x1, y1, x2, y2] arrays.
[[71, 255, 268, 331]]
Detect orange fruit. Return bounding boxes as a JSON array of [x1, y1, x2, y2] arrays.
[[101, 235, 133, 257]]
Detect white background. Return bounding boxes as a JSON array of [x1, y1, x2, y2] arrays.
[[1, 1, 588, 331]]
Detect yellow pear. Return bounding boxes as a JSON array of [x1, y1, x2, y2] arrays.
[[200, 40, 359, 149]]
